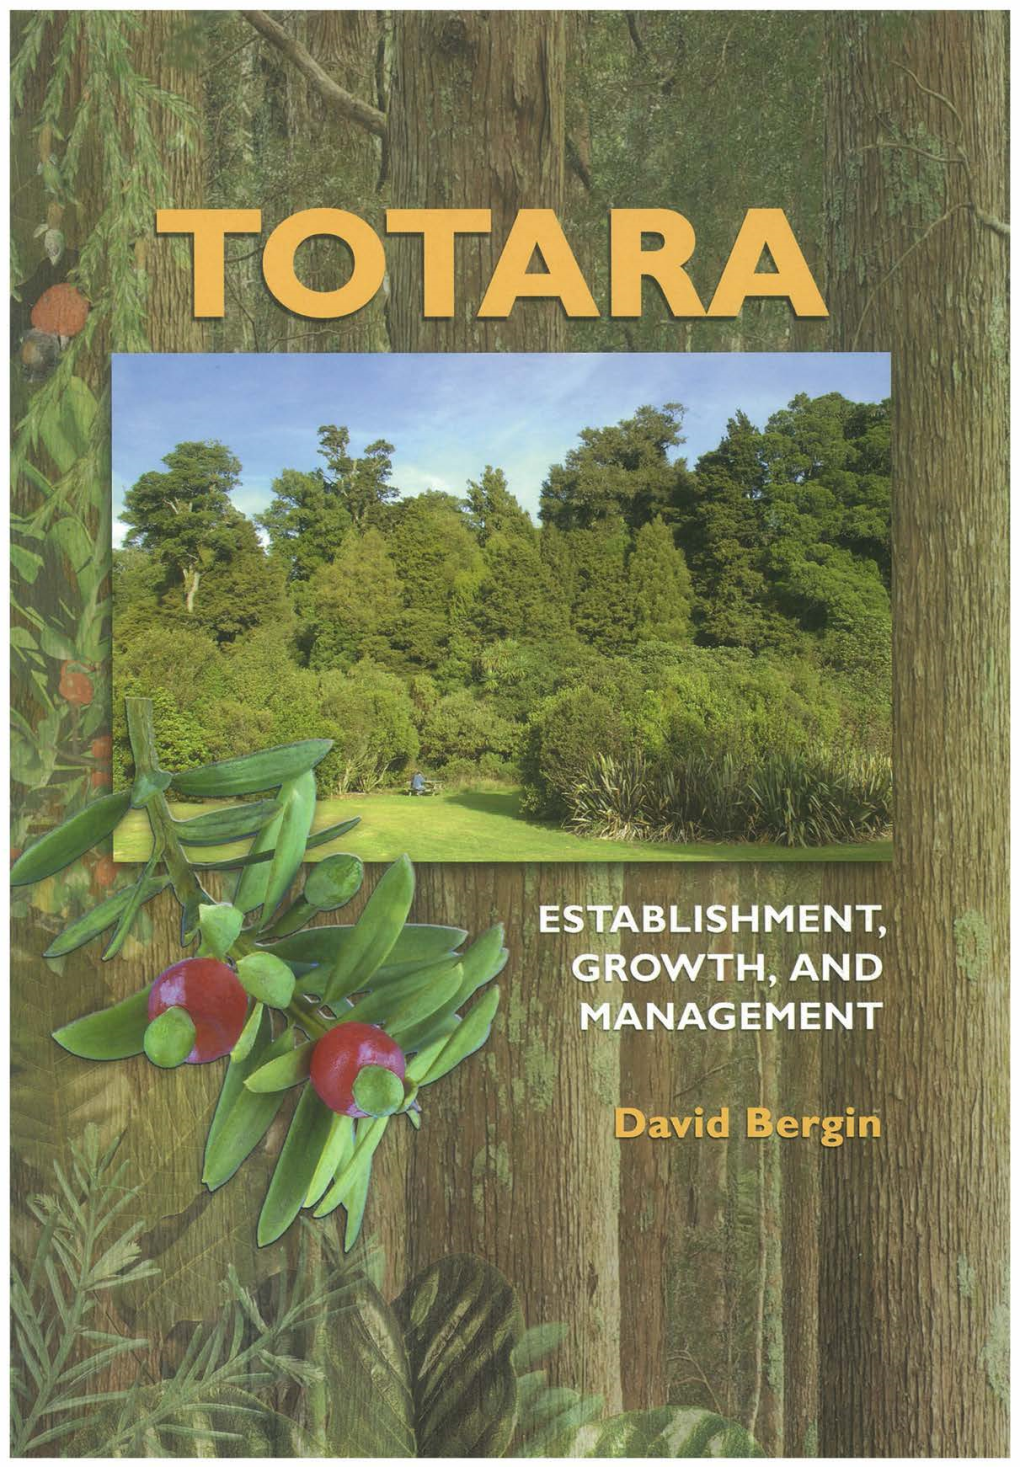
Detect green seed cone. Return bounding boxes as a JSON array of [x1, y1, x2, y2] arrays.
[[352, 1064, 406, 1117], [144, 1006, 196, 1068]]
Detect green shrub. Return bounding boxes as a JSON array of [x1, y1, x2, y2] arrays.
[[417, 689, 518, 772], [113, 685, 215, 791], [520, 688, 629, 819], [318, 661, 420, 793]]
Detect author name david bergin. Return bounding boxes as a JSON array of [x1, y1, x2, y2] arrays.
[[615, 1105, 881, 1147]]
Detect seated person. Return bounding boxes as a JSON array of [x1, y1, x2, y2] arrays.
[[410, 770, 426, 796]]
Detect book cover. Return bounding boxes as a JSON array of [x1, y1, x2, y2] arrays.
[[9, 10, 1008, 1458]]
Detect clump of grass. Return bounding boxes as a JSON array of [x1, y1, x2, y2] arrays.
[[566, 748, 891, 847]]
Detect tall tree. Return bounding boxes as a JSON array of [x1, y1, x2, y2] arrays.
[[121, 441, 242, 613], [473, 530, 564, 642], [628, 516, 693, 643], [318, 424, 398, 528], [819, 12, 1008, 1457], [256, 468, 351, 582], [466, 466, 536, 544], [181, 516, 291, 645], [566, 519, 632, 647], [678, 412, 772, 648], [540, 403, 685, 531], [387, 491, 484, 615], [305, 526, 403, 670]]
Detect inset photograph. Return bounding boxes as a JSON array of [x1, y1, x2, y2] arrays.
[[113, 352, 892, 862]]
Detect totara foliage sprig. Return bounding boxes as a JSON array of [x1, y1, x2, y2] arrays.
[[11, 698, 506, 1250]]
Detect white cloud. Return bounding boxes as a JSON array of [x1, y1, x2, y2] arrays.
[[394, 462, 458, 499]]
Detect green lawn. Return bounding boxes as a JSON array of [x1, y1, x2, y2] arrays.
[[115, 786, 892, 865]]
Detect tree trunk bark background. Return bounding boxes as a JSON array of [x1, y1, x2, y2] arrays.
[[131, 12, 208, 354], [387, 12, 568, 353], [9, 10, 1008, 1458], [820, 11, 1009, 1456]]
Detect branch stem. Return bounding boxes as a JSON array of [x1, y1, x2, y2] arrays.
[[125, 696, 334, 1042], [241, 10, 387, 138]]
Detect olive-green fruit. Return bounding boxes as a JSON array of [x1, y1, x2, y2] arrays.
[[198, 903, 245, 961], [351, 1064, 406, 1117]]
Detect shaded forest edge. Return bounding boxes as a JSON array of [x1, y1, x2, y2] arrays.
[[115, 388, 892, 847]]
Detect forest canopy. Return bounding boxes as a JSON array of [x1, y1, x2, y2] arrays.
[[114, 389, 891, 827]]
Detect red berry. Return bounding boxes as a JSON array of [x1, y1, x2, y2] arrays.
[[59, 663, 93, 706], [91, 767, 112, 789], [310, 1022, 406, 1117], [148, 957, 248, 1064], [91, 735, 112, 761]]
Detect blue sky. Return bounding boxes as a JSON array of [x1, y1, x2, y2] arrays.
[[111, 352, 890, 544]]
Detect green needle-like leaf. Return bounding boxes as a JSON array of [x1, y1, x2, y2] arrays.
[[53, 987, 151, 1060], [171, 739, 333, 797], [11, 791, 132, 886], [267, 920, 466, 974], [257, 1085, 335, 1247], [230, 1002, 264, 1063], [304, 815, 361, 850], [303, 1113, 354, 1208], [343, 1160, 372, 1251], [43, 876, 169, 958], [254, 769, 318, 925], [312, 1116, 388, 1221], [244, 1039, 316, 1093], [338, 956, 461, 1027], [322, 854, 415, 1003], [172, 799, 281, 846], [420, 986, 501, 1085], [303, 853, 363, 911], [203, 1022, 296, 1190], [102, 851, 163, 961]]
